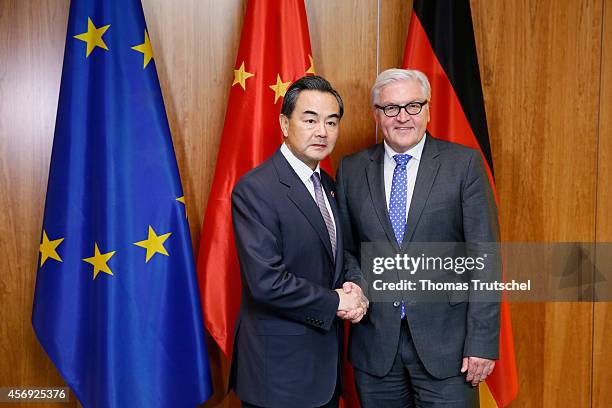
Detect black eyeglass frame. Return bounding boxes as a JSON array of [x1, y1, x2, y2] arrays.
[[374, 101, 429, 117]]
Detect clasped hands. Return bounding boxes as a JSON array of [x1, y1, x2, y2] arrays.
[[335, 282, 369, 323]]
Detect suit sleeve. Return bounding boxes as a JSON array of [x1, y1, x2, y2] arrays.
[[336, 158, 368, 291], [231, 177, 340, 331], [462, 151, 501, 359]]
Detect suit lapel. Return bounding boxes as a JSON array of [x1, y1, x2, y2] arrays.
[[403, 135, 441, 247], [273, 151, 334, 262], [366, 144, 401, 252]]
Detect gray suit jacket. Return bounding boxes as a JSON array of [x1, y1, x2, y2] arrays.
[[336, 135, 500, 379]]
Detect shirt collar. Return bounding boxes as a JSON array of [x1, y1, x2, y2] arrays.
[[280, 143, 320, 183]]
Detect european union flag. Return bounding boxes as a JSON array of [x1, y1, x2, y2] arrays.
[[32, 0, 212, 407]]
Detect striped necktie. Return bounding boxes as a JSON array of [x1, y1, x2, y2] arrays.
[[311, 172, 336, 258]]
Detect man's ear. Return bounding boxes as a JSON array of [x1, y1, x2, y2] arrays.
[[372, 107, 380, 124], [279, 114, 289, 137]]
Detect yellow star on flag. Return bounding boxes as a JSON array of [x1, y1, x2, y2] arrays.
[[269, 74, 291, 104], [232, 61, 254, 90], [131, 30, 154, 68], [39, 231, 64, 267], [83, 242, 116, 280], [134, 226, 172, 263], [306, 55, 316, 74], [74, 17, 110, 58]]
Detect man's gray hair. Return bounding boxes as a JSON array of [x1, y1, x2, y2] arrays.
[[371, 68, 431, 106]]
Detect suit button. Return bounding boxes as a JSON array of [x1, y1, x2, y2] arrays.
[[393, 301, 400, 307]]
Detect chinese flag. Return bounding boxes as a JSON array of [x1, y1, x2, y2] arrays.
[[403, 1, 519, 407], [197, 0, 318, 360]]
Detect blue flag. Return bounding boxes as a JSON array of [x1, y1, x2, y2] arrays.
[[32, 1, 212, 407]]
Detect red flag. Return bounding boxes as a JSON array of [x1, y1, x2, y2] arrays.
[[197, 0, 319, 359], [403, 1, 519, 406]]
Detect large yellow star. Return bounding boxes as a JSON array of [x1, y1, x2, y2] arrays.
[[306, 55, 316, 74], [131, 30, 154, 68], [39, 231, 64, 267], [233, 61, 254, 90], [269, 74, 291, 104], [74, 17, 110, 58], [134, 226, 172, 263], [83, 243, 116, 280]]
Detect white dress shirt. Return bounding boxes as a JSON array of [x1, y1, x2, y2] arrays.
[[280, 143, 337, 234], [383, 135, 426, 221]]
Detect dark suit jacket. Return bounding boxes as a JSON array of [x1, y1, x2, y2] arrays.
[[229, 149, 344, 407], [336, 135, 500, 379]]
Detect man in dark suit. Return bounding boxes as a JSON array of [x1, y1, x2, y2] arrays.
[[229, 75, 368, 408], [336, 69, 500, 407]]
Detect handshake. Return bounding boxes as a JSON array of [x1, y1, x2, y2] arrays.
[[335, 282, 369, 323]]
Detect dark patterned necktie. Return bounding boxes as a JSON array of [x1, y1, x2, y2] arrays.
[[311, 172, 336, 258]]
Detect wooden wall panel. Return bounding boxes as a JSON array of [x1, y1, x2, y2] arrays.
[[593, 0, 612, 405], [0, 1, 80, 407], [471, 1, 602, 406], [1, 1, 611, 407], [379, 0, 412, 72], [306, 0, 378, 168]]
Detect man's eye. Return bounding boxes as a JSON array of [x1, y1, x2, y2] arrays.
[[384, 105, 400, 113], [305, 119, 316, 124], [326, 121, 337, 127]]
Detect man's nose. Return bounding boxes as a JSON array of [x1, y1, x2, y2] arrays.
[[316, 121, 327, 137], [397, 108, 411, 122]]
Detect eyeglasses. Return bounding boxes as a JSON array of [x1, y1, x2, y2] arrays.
[[375, 101, 428, 117]]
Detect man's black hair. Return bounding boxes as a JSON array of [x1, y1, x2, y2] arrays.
[[281, 75, 344, 118]]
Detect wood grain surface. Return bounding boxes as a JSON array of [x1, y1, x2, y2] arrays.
[[593, 0, 612, 406], [471, 1, 603, 406], [0, 1, 610, 407]]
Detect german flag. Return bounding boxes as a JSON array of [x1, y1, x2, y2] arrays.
[[403, 1, 518, 406]]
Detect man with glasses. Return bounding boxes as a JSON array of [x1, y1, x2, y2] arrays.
[[336, 69, 500, 407]]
